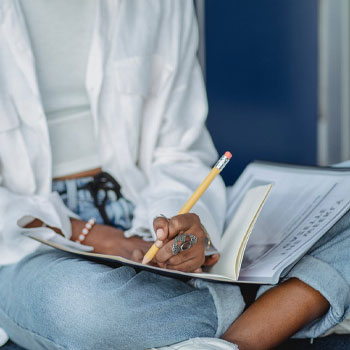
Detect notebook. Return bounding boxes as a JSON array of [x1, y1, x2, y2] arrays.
[[26, 162, 350, 284]]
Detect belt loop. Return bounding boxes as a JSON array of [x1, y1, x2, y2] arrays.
[[65, 179, 78, 212]]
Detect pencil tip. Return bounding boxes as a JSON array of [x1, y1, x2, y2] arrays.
[[142, 257, 150, 265]]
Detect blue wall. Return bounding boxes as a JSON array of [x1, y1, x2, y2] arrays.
[[205, 1, 319, 185]]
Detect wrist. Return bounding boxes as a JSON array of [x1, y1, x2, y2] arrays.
[[71, 219, 125, 254], [25, 218, 63, 236], [74, 218, 96, 244], [70, 218, 87, 241], [24, 218, 43, 228], [70, 218, 101, 249]]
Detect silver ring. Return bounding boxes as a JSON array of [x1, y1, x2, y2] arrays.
[[172, 234, 198, 256], [159, 214, 170, 221], [154, 214, 170, 222]]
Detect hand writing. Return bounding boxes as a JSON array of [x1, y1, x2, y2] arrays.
[[152, 214, 219, 272]]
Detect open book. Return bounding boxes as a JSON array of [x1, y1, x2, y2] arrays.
[[26, 162, 350, 285]]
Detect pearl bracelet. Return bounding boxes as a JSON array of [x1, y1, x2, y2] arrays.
[[75, 218, 96, 244]]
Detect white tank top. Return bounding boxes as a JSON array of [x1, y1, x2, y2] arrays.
[[20, 0, 101, 178]]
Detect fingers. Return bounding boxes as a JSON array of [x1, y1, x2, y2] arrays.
[[153, 213, 203, 241], [153, 216, 169, 248], [131, 249, 144, 263], [155, 235, 205, 264], [203, 253, 220, 267], [156, 239, 195, 264], [153, 213, 207, 272], [165, 254, 219, 273], [156, 238, 205, 272], [166, 257, 201, 272], [153, 213, 202, 245], [168, 213, 201, 240]]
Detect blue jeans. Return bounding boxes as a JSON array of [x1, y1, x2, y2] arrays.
[[0, 177, 244, 350], [1, 168, 350, 349]]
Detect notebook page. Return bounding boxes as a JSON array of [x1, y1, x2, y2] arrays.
[[228, 163, 350, 283], [209, 184, 272, 280]]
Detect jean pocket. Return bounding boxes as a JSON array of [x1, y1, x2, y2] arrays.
[[76, 196, 105, 225], [104, 197, 135, 230]]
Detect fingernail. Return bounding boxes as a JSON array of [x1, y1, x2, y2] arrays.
[[156, 228, 164, 239], [155, 240, 163, 248], [212, 254, 219, 259]]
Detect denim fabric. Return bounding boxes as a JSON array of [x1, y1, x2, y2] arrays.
[[52, 177, 135, 230], [2, 342, 23, 350], [0, 177, 243, 350], [0, 248, 219, 350]]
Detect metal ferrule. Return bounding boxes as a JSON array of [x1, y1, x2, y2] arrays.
[[215, 155, 230, 171]]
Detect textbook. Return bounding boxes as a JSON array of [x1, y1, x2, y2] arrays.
[[26, 162, 350, 285]]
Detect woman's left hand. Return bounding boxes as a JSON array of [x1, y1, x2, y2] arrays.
[[152, 213, 218, 272]]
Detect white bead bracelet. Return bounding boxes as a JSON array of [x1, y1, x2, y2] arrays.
[[75, 218, 96, 244]]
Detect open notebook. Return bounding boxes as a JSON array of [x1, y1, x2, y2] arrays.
[[26, 162, 350, 285], [26, 184, 271, 284]]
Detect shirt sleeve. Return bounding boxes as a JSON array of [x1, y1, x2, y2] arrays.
[[125, 1, 226, 254], [0, 186, 77, 265]]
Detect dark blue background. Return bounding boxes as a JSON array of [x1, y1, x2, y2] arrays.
[[205, 1, 318, 184]]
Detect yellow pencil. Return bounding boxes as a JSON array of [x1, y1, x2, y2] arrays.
[[142, 151, 232, 264]]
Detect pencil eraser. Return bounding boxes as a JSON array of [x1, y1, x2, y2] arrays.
[[224, 151, 232, 159]]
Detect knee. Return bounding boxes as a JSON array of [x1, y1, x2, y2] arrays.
[[33, 270, 218, 349], [35, 280, 130, 349]]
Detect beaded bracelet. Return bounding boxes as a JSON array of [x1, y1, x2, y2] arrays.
[[75, 218, 96, 244]]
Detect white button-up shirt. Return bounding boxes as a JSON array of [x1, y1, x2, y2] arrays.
[[0, 0, 226, 267]]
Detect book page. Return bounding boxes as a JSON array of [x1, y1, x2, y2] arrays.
[[226, 163, 350, 283], [209, 184, 272, 280]]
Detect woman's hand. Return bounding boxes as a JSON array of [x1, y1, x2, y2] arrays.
[[152, 214, 219, 272], [70, 219, 152, 261]]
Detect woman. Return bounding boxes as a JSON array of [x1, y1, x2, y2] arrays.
[[0, 1, 239, 348], [0, 1, 349, 350]]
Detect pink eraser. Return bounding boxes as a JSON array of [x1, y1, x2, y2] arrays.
[[224, 151, 232, 159]]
